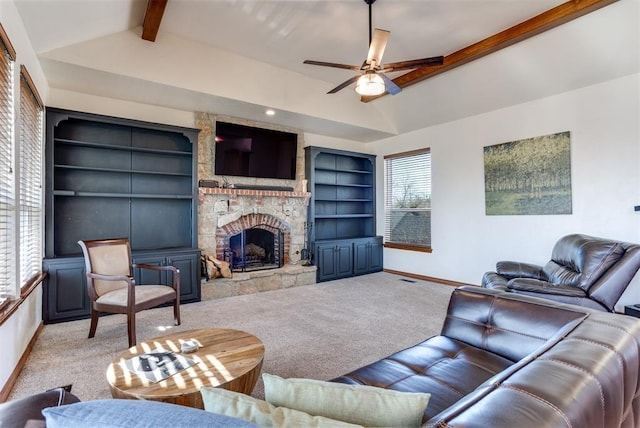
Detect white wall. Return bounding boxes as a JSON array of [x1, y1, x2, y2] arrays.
[[374, 73, 640, 310], [48, 88, 196, 129], [0, 0, 48, 396]]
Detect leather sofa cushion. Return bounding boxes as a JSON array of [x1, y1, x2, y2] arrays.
[[507, 278, 588, 296], [332, 335, 514, 422]]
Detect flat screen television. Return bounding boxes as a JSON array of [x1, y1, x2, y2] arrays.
[[214, 121, 297, 180]]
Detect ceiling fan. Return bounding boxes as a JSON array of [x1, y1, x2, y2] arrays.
[[303, 0, 444, 97]]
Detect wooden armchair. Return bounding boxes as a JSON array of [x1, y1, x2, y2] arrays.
[[78, 238, 181, 347]]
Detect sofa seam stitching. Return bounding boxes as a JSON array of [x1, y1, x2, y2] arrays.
[[533, 357, 606, 421], [502, 385, 572, 427]]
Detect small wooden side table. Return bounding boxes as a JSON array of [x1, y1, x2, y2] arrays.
[[106, 328, 265, 409]]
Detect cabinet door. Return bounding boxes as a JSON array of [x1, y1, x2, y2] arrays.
[[368, 237, 383, 272], [335, 242, 354, 279], [353, 240, 370, 275], [316, 243, 339, 282], [133, 251, 201, 303], [43, 258, 89, 323], [167, 251, 201, 303], [353, 237, 383, 276]]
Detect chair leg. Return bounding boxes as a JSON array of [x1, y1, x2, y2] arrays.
[[127, 311, 136, 348], [174, 299, 181, 326], [88, 309, 99, 339]]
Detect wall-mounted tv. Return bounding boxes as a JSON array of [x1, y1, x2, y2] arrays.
[[214, 121, 297, 180]]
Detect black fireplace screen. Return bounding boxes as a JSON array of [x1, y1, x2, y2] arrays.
[[223, 224, 284, 272]]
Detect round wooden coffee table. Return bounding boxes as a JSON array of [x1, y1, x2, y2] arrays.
[[106, 328, 265, 409]]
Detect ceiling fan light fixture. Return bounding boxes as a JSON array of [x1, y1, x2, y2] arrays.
[[355, 73, 385, 96]]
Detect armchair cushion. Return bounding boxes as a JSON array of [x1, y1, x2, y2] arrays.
[[507, 278, 588, 297], [96, 285, 176, 307], [496, 261, 544, 279]]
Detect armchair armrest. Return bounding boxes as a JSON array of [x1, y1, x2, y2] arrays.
[[496, 261, 545, 280], [132, 263, 180, 292], [133, 263, 178, 273], [508, 278, 587, 297]]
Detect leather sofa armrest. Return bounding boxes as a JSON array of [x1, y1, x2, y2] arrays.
[[508, 278, 588, 297], [0, 388, 81, 427], [496, 261, 545, 279]]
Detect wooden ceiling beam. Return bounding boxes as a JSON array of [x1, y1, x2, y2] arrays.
[[142, 0, 168, 42], [362, 0, 619, 102]]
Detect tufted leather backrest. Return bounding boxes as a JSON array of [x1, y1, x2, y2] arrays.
[[542, 234, 625, 291], [441, 286, 586, 362]]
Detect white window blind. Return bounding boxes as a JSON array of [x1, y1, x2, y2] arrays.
[[19, 66, 43, 287], [0, 32, 15, 303], [384, 149, 432, 249]]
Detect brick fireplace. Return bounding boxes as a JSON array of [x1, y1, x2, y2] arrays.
[[195, 112, 316, 298], [199, 187, 310, 265]]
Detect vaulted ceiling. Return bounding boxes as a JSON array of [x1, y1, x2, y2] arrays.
[[13, 0, 639, 142]]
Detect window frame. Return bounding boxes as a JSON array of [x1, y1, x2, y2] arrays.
[[383, 148, 432, 253], [0, 22, 46, 321], [19, 65, 44, 297], [0, 23, 16, 309]]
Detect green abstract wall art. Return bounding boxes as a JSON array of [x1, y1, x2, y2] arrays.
[[484, 131, 572, 215]]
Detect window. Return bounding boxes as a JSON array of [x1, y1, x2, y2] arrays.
[[19, 66, 43, 292], [0, 25, 16, 305], [384, 149, 432, 252]]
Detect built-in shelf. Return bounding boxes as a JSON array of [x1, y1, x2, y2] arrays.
[[53, 190, 193, 199], [54, 137, 192, 156], [315, 214, 374, 219], [316, 198, 372, 202], [44, 108, 201, 324], [55, 164, 192, 177], [305, 146, 382, 282], [315, 182, 373, 188], [315, 167, 372, 174]]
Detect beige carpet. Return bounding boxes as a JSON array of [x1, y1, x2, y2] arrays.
[[9, 272, 455, 402]]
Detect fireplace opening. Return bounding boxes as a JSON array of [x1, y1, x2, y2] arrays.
[[224, 224, 284, 272]]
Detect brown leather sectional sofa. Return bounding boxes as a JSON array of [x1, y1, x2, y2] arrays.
[[333, 286, 640, 427], [3, 286, 640, 427]]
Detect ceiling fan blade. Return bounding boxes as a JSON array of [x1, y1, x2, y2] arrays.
[[327, 75, 361, 94], [303, 60, 361, 71], [383, 56, 445, 72], [366, 28, 390, 67], [379, 72, 401, 95]]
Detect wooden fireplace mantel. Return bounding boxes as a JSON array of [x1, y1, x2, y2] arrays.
[[199, 187, 311, 201]]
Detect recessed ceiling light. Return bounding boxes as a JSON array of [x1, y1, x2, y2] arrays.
[[265, 109, 275, 116]]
